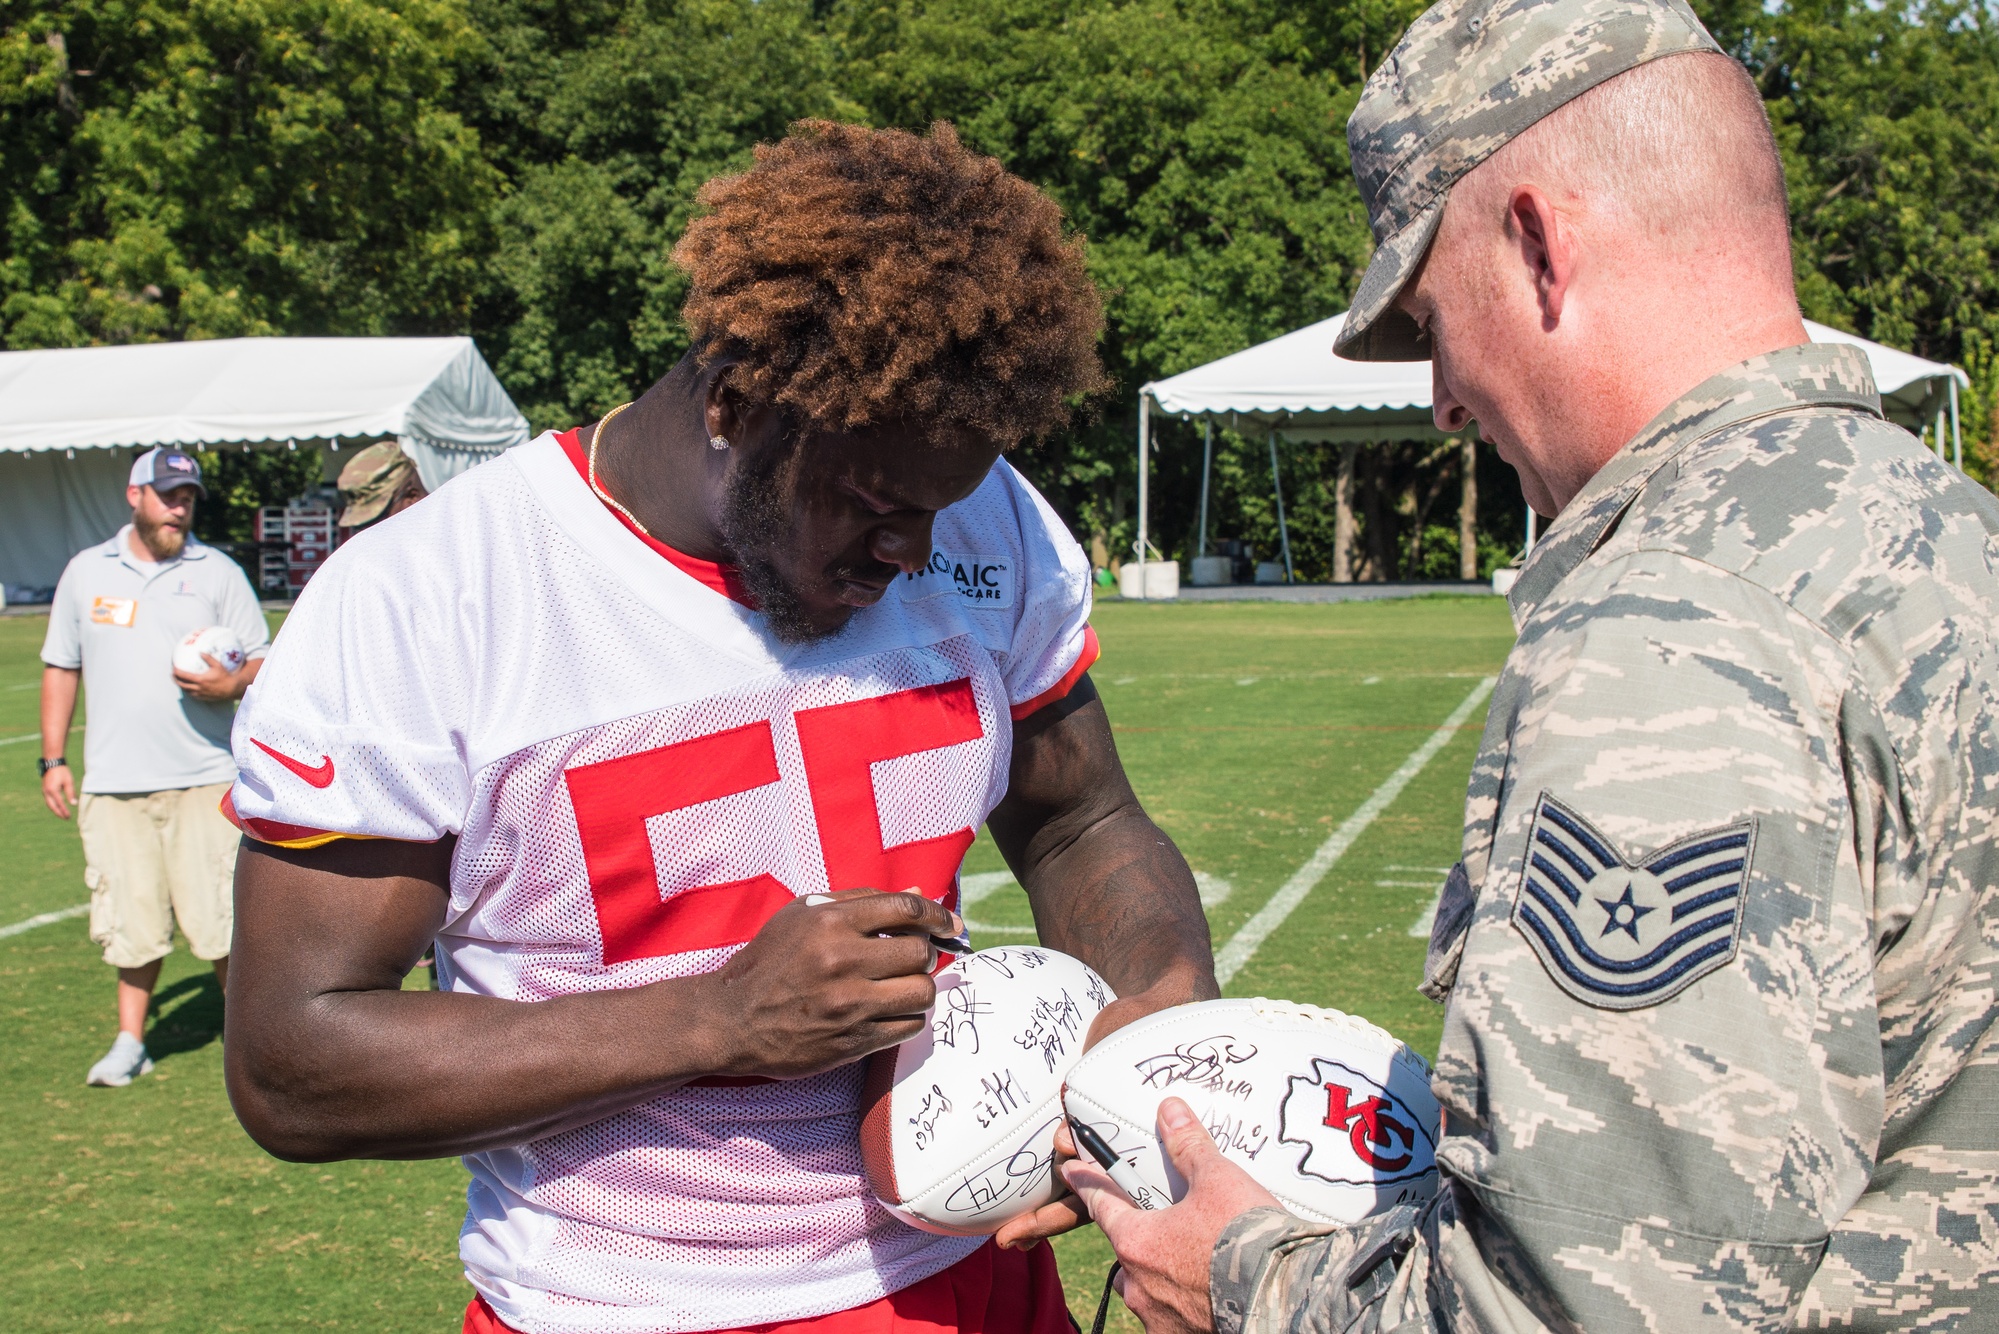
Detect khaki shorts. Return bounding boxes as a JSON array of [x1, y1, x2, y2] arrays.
[[79, 782, 238, 968]]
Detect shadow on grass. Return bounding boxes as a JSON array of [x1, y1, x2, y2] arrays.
[[146, 971, 224, 1060]]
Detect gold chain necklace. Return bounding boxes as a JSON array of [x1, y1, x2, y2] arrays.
[[584, 401, 655, 537]]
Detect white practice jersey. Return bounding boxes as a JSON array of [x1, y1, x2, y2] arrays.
[[226, 433, 1098, 1334]]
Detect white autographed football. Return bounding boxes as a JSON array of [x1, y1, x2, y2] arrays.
[[1062, 998, 1439, 1225], [862, 946, 1114, 1236], [172, 626, 246, 677]]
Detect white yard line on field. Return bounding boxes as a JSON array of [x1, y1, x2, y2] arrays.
[[1213, 676, 1497, 986], [0, 724, 82, 747], [0, 903, 89, 940], [1409, 894, 1443, 939]]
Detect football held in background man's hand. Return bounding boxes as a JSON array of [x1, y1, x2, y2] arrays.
[[172, 625, 247, 677], [861, 946, 1114, 1235]]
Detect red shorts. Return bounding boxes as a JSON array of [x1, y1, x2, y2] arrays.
[[463, 1240, 1073, 1334]]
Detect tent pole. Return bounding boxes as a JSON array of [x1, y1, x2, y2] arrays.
[[1950, 378, 1963, 470], [1526, 505, 1537, 554], [1197, 421, 1213, 559], [1936, 405, 1946, 460], [1268, 429, 1294, 583], [1135, 393, 1150, 568]]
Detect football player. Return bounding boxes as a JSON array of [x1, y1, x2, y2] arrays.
[[222, 121, 1218, 1334]]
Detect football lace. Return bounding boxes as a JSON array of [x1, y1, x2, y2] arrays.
[[1244, 997, 1435, 1079]]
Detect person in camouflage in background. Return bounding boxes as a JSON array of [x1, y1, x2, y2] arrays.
[[1063, 0, 1999, 1330]]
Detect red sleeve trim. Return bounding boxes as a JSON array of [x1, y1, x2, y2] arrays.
[[1009, 624, 1101, 722], [221, 788, 374, 851]]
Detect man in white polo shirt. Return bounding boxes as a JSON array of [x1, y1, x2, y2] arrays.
[[40, 447, 271, 1087]]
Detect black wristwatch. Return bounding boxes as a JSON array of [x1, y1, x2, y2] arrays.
[[37, 756, 65, 777]]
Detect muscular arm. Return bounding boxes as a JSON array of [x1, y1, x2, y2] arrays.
[[987, 674, 1220, 1247], [226, 837, 954, 1162], [987, 674, 1218, 1025]]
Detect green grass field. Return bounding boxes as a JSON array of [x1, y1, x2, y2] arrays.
[[0, 597, 1515, 1331]]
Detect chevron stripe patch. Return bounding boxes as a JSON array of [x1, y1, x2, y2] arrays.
[[1511, 794, 1755, 1011]]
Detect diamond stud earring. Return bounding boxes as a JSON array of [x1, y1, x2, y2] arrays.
[[709, 435, 731, 451]]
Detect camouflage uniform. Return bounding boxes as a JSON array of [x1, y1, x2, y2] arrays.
[[1211, 344, 1999, 1331], [1202, 1, 1999, 1324]]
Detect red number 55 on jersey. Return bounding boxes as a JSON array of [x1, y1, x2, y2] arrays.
[[566, 677, 985, 966]]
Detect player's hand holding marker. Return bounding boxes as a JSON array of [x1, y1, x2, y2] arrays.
[[709, 888, 963, 1080]]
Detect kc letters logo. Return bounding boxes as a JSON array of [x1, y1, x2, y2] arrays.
[[1511, 794, 1755, 1011], [1278, 1060, 1436, 1188], [898, 550, 1014, 609]]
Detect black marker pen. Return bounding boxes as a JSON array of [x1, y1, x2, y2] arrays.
[[1068, 1116, 1165, 1210], [802, 892, 971, 955]]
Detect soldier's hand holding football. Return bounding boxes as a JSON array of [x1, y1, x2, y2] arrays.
[[705, 888, 956, 1080], [994, 987, 1214, 1251], [1062, 1096, 1280, 1334]]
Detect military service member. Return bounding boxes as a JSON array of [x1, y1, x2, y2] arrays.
[[1065, 0, 1999, 1329], [335, 442, 428, 531]]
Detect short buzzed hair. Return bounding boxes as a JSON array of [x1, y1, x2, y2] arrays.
[[1466, 52, 1790, 256]]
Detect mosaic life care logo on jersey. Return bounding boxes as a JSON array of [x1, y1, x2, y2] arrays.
[[898, 550, 1014, 609]]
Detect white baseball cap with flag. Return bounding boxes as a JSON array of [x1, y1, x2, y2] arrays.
[[129, 447, 207, 498]]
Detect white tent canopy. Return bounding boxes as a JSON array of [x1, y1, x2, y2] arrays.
[[1132, 311, 1971, 574], [1147, 314, 1441, 445], [0, 336, 529, 593]]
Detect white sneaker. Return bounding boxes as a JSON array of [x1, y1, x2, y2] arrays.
[[87, 1033, 155, 1087]]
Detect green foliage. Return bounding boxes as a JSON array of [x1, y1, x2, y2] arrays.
[[1700, 0, 1999, 484], [190, 446, 327, 550], [463, 0, 843, 428], [5, 0, 1997, 552], [831, 0, 1422, 544], [0, 0, 500, 349], [1174, 426, 1523, 582], [837, 0, 1383, 373]]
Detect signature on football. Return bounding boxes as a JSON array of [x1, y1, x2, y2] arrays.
[[1133, 1035, 1259, 1098], [967, 948, 1048, 982], [971, 1068, 1022, 1130], [1014, 989, 1085, 1073], [943, 1116, 1061, 1214], [1204, 1112, 1269, 1160], [933, 985, 991, 1055], [909, 1083, 954, 1153]]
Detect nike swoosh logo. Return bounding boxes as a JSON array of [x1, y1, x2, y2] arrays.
[[252, 739, 335, 788]]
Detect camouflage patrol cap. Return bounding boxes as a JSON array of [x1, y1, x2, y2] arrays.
[[336, 442, 418, 527], [1337, 0, 1722, 361]]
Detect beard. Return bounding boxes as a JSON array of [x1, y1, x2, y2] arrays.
[[717, 436, 897, 646], [135, 513, 187, 562], [717, 435, 833, 645]]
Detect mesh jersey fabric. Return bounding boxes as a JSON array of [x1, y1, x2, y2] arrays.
[[225, 433, 1097, 1334]]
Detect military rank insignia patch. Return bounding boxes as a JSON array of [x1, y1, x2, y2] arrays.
[[1511, 795, 1754, 1011]]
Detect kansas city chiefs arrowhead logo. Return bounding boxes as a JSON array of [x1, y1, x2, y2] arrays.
[[1277, 1059, 1436, 1188]]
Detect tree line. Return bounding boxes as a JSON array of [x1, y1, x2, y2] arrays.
[[4, 0, 1995, 578]]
